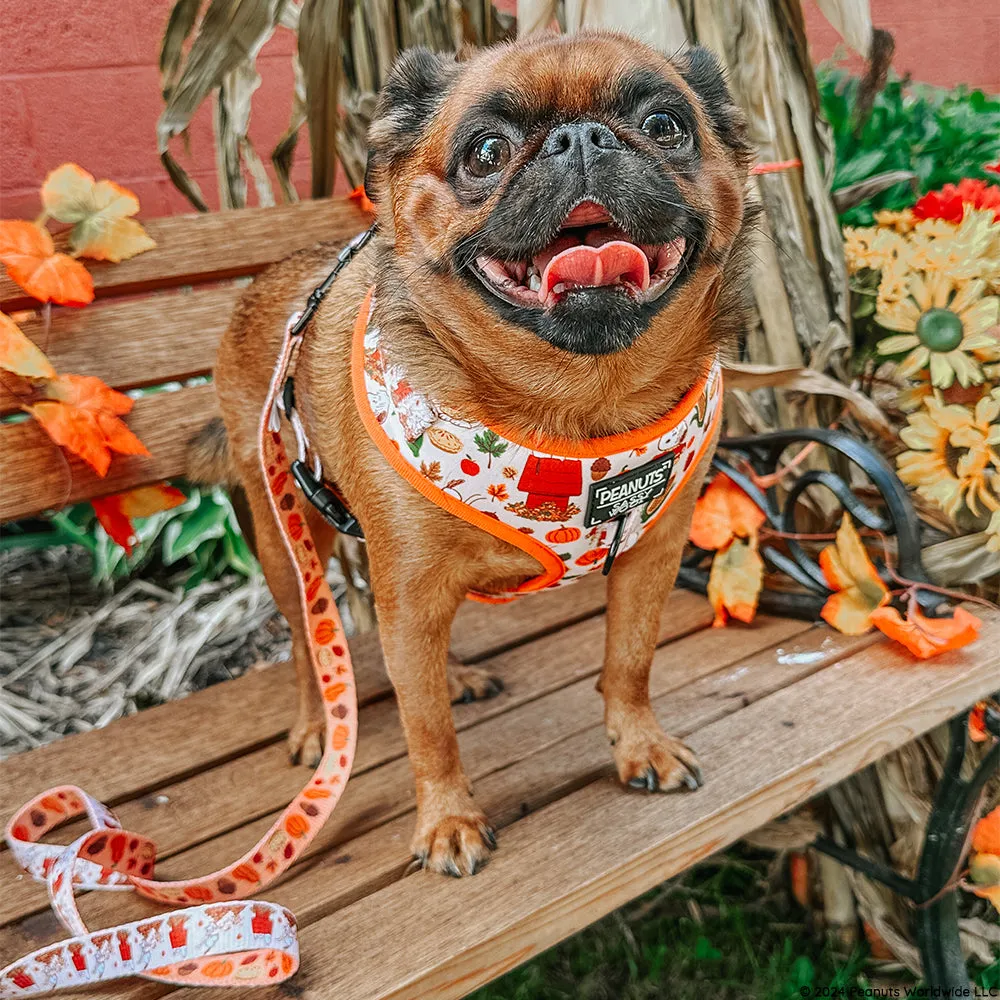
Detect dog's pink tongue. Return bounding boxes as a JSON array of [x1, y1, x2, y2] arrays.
[[540, 241, 650, 302]]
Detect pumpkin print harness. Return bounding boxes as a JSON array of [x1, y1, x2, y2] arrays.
[[352, 288, 723, 602]]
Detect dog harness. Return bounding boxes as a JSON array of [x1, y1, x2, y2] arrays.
[[352, 288, 723, 602]]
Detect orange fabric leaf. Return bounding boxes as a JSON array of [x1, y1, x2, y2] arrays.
[[706, 536, 764, 628], [969, 703, 989, 743], [29, 401, 111, 476], [91, 484, 185, 555], [0, 219, 94, 306], [348, 184, 376, 215], [819, 515, 889, 634], [689, 473, 766, 550], [0, 311, 55, 378], [973, 805, 1000, 856], [95, 411, 150, 457], [41, 164, 155, 262], [28, 375, 149, 476], [868, 605, 981, 660], [966, 851, 1000, 915], [46, 373, 133, 415]]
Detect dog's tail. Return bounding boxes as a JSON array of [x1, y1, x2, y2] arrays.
[[187, 416, 240, 486]]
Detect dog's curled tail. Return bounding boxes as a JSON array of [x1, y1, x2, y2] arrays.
[[187, 417, 240, 486]]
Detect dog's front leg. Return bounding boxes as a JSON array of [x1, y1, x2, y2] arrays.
[[371, 551, 497, 876], [598, 492, 706, 794]]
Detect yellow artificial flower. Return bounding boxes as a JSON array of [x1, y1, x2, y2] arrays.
[[873, 208, 916, 233], [843, 226, 910, 275], [897, 393, 1000, 519], [909, 208, 1000, 287], [875, 272, 1000, 389]]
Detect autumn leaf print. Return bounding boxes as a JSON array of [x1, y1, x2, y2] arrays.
[[474, 429, 507, 468], [487, 483, 509, 502], [420, 460, 442, 482], [502, 465, 518, 479]]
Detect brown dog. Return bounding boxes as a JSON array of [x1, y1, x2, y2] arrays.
[[191, 30, 756, 877]]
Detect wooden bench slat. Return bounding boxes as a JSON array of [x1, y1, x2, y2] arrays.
[[0, 591, 715, 929], [0, 384, 218, 521], [237, 615, 1000, 1000], [0, 286, 239, 416], [1, 611, 824, 969], [0, 200, 370, 313], [0, 574, 614, 822]]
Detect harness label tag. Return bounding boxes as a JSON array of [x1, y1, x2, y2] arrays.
[[584, 451, 675, 527]]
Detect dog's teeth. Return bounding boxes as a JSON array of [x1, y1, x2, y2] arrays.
[[528, 273, 541, 292]]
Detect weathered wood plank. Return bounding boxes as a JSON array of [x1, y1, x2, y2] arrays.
[[0, 590, 713, 928], [0, 385, 219, 522], [0, 200, 371, 313], [0, 574, 616, 820], [232, 615, 999, 1000], [0, 612, 820, 972], [0, 285, 240, 416]]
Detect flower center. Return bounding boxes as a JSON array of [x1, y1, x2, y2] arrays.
[[916, 308, 963, 352]]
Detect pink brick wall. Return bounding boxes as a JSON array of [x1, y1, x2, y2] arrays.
[[1, 1, 997, 221]]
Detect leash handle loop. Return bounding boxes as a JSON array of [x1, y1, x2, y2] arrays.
[[2, 244, 369, 998]]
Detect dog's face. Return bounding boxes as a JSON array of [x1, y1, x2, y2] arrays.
[[367, 32, 752, 362]]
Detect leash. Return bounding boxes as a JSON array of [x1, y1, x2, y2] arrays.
[[0, 228, 376, 998]]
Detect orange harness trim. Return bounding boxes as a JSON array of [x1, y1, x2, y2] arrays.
[[352, 287, 723, 602]]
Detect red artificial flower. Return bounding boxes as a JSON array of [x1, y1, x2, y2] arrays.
[[913, 178, 1000, 223]]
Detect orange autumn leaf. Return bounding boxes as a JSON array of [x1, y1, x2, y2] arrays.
[[969, 702, 989, 743], [0, 311, 55, 378], [819, 515, 889, 635], [868, 605, 981, 660], [41, 164, 155, 263], [348, 184, 376, 214], [689, 473, 765, 550], [46, 373, 133, 414], [29, 401, 113, 476], [707, 536, 763, 627], [91, 483, 185, 555], [28, 375, 149, 476], [0, 219, 94, 306], [972, 805, 1000, 856]]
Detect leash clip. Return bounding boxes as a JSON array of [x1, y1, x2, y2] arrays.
[[290, 460, 365, 538]]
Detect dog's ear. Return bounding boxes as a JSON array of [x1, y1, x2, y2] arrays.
[[679, 46, 752, 167], [364, 47, 460, 203]]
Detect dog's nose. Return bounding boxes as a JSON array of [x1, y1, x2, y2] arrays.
[[540, 121, 624, 163]]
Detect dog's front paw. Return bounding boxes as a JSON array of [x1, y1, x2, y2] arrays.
[[412, 787, 496, 876], [607, 707, 703, 793], [288, 712, 325, 769]]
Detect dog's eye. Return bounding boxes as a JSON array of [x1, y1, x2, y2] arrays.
[[640, 111, 687, 149], [466, 135, 511, 177]]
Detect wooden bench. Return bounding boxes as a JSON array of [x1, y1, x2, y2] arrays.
[[1, 198, 998, 998]]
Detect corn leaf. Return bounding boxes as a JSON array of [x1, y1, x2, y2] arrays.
[[298, 0, 346, 199]]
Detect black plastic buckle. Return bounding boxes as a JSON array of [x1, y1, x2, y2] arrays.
[[290, 459, 365, 539]]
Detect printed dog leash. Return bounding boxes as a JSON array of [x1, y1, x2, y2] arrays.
[[0, 231, 376, 998]]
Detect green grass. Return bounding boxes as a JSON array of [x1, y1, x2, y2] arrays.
[[470, 853, 867, 1000], [470, 849, 999, 1000]]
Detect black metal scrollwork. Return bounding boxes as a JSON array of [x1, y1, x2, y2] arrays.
[[677, 428, 946, 618]]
